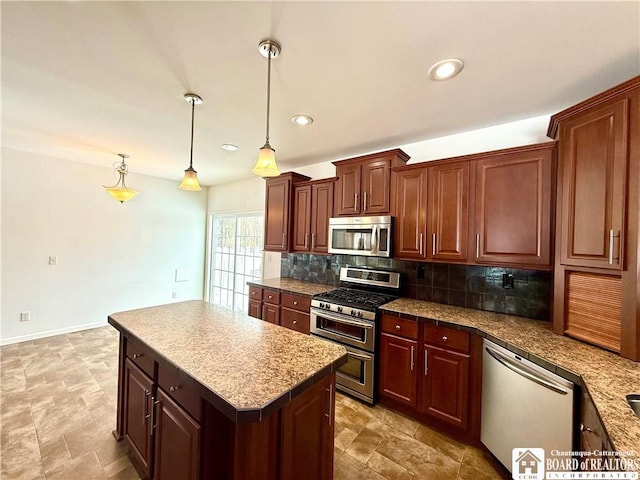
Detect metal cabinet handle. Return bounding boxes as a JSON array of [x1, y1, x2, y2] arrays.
[[282, 232, 286, 248], [364, 191, 368, 211], [305, 233, 308, 249], [609, 229, 620, 265], [424, 350, 428, 375], [395, 325, 401, 330], [150, 397, 159, 430], [293, 320, 298, 325], [476, 233, 480, 259], [144, 390, 151, 419], [419, 233, 423, 256], [580, 423, 595, 434], [169, 385, 180, 393], [311, 233, 316, 250], [132, 353, 143, 359], [268, 295, 273, 299], [432, 233, 436, 256], [410, 345, 415, 371], [325, 384, 333, 426], [293, 301, 298, 306], [354, 193, 359, 211], [442, 336, 448, 342]]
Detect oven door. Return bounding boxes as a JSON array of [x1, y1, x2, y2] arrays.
[[310, 308, 376, 352], [336, 344, 375, 404]]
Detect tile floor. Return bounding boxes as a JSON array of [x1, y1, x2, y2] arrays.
[[1, 326, 504, 480]]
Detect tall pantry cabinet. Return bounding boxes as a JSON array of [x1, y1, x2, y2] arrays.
[[549, 75, 640, 361]]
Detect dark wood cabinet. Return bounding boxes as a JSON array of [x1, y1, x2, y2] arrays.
[[248, 300, 262, 319], [550, 76, 640, 360], [334, 149, 409, 216], [264, 173, 310, 252], [123, 358, 154, 477], [419, 345, 469, 430], [292, 179, 335, 254], [578, 388, 613, 471], [154, 389, 201, 480], [392, 167, 427, 260], [262, 303, 280, 325], [281, 373, 335, 480], [280, 293, 311, 335], [428, 162, 469, 262], [379, 316, 419, 407], [470, 143, 554, 268]]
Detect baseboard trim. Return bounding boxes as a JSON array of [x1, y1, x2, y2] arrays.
[[0, 321, 109, 346]]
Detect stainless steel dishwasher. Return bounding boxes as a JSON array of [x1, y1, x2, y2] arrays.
[[481, 339, 575, 472]]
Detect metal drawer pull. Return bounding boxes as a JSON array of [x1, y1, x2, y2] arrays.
[[293, 320, 298, 325], [580, 423, 595, 434], [326, 384, 333, 426], [268, 295, 273, 299], [293, 301, 298, 305], [410, 345, 415, 371], [395, 325, 401, 330], [132, 353, 143, 359], [442, 336, 448, 342], [169, 385, 180, 393]]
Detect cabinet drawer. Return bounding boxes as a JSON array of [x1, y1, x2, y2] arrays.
[[263, 289, 280, 305], [280, 293, 311, 312], [126, 338, 156, 378], [424, 324, 470, 353], [158, 362, 202, 421], [280, 308, 310, 335], [249, 286, 263, 301], [381, 315, 418, 340]]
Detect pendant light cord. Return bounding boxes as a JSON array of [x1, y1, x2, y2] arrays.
[[265, 46, 272, 145], [189, 98, 195, 168]]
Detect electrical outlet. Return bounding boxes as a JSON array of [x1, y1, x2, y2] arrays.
[[172, 292, 178, 299], [48, 256, 57, 265], [502, 273, 515, 289], [20, 311, 30, 322]]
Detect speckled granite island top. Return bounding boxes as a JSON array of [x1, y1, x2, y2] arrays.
[[247, 277, 333, 297], [108, 300, 347, 422], [382, 298, 640, 454]]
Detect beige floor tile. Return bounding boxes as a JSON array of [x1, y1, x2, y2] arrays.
[[458, 446, 507, 480], [45, 451, 108, 480], [334, 451, 387, 480], [366, 450, 415, 480], [344, 419, 390, 464], [413, 423, 466, 463], [334, 399, 376, 434], [39, 436, 72, 474], [334, 425, 359, 452], [373, 405, 421, 437]]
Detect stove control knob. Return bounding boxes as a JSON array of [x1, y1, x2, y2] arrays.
[[325, 303, 331, 310], [319, 302, 324, 309], [358, 311, 363, 318], [337, 306, 343, 313], [350, 309, 356, 316]]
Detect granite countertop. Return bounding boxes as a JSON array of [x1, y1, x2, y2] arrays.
[[108, 300, 347, 423], [381, 298, 640, 454], [247, 277, 333, 297]]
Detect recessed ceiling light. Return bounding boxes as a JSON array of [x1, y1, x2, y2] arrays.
[[428, 58, 464, 81], [221, 144, 239, 151], [291, 114, 314, 126]]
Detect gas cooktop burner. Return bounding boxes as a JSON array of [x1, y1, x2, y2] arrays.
[[313, 287, 397, 311]]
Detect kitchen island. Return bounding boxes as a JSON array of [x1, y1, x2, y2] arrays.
[[108, 300, 347, 480]]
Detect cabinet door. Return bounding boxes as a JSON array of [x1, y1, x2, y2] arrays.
[[310, 181, 334, 253], [429, 162, 469, 261], [281, 374, 334, 480], [123, 358, 154, 477], [248, 300, 262, 319], [393, 168, 427, 260], [264, 177, 291, 251], [472, 147, 553, 267], [292, 185, 312, 252], [335, 164, 361, 216], [419, 345, 469, 429], [362, 158, 391, 214], [559, 97, 628, 270], [379, 333, 417, 406], [154, 389, 201, 480], [262, 304, 280, 325]]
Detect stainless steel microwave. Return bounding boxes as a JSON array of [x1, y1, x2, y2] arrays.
[[328, 216, 393, 257]]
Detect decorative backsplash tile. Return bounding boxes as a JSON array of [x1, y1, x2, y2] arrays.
[[280, 253, 551, 320]]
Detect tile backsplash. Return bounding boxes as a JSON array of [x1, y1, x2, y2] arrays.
[[280, 253, 551, 320]]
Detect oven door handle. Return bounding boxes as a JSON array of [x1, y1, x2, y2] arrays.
[[311, 309, 374, 329], [371, 224, 379, 255], [346, 350, 371, 361]]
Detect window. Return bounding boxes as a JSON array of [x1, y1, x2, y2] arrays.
[[208, 214, 264, 312]]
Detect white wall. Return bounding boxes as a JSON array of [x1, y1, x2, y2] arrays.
[[1, 147, 208, 345]]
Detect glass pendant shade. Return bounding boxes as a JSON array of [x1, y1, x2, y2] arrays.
[[179, 166, 202, 191], [252, 143, 280, 177], [103, 154, 139, 203]]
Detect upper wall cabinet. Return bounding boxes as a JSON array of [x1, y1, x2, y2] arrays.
[[333, 149, 409, 216], [292, 178, 335, 254], [470, 143, 555, 268], [264, 172, 311, 252]]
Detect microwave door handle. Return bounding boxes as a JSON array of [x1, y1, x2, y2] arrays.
[[371, 225, 378, 254]]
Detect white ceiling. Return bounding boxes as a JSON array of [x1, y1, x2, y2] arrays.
[[2, 1, 639, 187]]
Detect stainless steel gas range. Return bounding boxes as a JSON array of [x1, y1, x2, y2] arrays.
[[310, 266, 400, 404]]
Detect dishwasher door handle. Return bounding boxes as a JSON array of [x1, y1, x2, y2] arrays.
[[485, 346, 569, 395]]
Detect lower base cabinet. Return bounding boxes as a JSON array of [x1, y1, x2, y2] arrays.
[[379, 332, 417, 406], [117, 335, 336, 480]]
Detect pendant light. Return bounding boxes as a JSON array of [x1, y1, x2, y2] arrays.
[[104, 154, 139, 203], [252, 39, 281, 177], [179, 93, 203, 191]]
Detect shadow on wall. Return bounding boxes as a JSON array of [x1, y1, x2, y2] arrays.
[[281, 253, 551, 320]]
